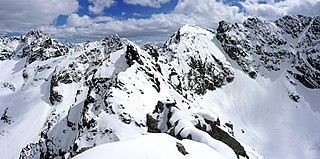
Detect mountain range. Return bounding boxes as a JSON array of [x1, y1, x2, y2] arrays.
[[0, 14, 320, 159]]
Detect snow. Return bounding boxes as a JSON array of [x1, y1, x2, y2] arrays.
[[0, 60, 52, 159], [74, 133, 229, 159], [196, 69, 320, 159], [174, 119, 237, 159]]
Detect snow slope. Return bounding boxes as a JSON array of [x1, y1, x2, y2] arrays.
[[74, 133, 229, 159], [197, 69, 320, 159]]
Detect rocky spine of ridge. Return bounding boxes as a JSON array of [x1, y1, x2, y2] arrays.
[[216, 15, 320, 88]]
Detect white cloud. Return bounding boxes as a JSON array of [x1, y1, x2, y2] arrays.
[[40, 13, 195, 42], [43, 0, 248, 42], [173, 0, 246, 25], [66, 14, 114, 27], [2, 0, 319, 43], [123, 0, 171, 8], [88, 0, 116, 14], [285, 0, 320, 16], [67, 14, 93, 27], [241, 0, 320, 20], [0, 0, 79, 34]]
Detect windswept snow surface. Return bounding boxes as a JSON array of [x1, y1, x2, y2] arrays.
[[74, 133, 229, 159]]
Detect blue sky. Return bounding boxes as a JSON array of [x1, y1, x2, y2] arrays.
[[59, 0, 242, 23], [0, 0, 319, 42]]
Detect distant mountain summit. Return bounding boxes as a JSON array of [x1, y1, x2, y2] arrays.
[[217, 14, 320, 88], [1, 15, 320, 159]]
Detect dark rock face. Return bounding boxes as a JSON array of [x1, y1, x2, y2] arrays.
[[187, 56, 234, 95], [195, 119, 248, 159], [146, 114, 161, 133], [125, 44, 143, 66], [217, 15, 320, 89]]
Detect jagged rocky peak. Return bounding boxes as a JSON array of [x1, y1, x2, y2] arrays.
[[22, 31, 69, 64], [243, 17, 265, 29], [101, 33, 123, 46], [23, 30, 49, 44], [0, 30, 70, 63], [163, 24, 234, 95], [101, 33, 125, 53]]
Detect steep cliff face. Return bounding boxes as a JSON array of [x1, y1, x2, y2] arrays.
[[216, 15, 320, 89], [0, 15, 320, 159]]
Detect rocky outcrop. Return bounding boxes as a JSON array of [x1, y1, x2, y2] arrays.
[[146, 101, 248, 159]]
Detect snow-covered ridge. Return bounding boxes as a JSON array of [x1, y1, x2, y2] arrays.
[[1, 15, 320, 159]]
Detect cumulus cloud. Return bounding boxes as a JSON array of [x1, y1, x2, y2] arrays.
[[42, 0, 249, 42], [40, 13, 195, 42], [0, 0, 79, 34], [174, 0, 246, 25], [88, 0, 116, 14], [123, 0, 171, 8], [2, 0, 319, 43], [241, 0, 320, 20]]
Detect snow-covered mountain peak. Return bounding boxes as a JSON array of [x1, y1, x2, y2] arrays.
[[178, 24, 215, 37], [0, 30, 69, 64], [23, 30, 49, 45], [163, 24, 234, 95]]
